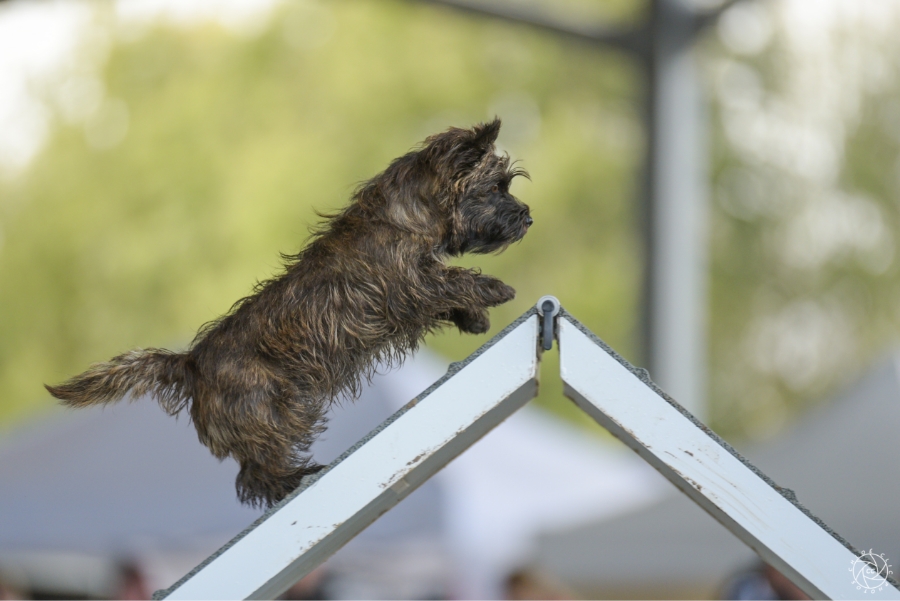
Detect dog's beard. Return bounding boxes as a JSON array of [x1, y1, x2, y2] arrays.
[[456, 211, 531, 254], [465, 239, 513, 255]]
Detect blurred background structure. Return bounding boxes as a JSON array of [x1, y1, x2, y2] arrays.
[[1, 0, 900, 599]]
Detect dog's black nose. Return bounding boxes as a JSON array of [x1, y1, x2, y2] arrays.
[[525, 216, 533, 226]]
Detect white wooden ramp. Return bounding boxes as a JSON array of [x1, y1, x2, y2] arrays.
[[155, 297, 900, 601]]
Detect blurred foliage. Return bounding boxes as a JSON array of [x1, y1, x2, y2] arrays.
[[0, 0, 642, 429], [704, 2, 900, 438], [4, 0, 899, 442]]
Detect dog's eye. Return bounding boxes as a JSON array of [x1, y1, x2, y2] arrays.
[[491, 185, 499, 193]]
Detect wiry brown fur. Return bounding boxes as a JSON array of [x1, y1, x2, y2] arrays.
[[46, 119, 531, 508]]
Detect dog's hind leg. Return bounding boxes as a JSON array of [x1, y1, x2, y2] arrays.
[[235, 454, 324, 508], [204, 375, 329, 507]]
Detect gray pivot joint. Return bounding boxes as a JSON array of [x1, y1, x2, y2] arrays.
[[536, 295, 561, 351]]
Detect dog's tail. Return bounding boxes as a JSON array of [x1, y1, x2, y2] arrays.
[[45, 349, 194, 415]]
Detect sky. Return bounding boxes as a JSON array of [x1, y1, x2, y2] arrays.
[[0, 0, 284, 176]]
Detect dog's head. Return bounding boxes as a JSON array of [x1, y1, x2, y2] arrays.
[[356, 119, 531, 254], [421, 119, 532, 255]]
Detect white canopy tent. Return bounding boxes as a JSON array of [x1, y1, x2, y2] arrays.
[[536, 354, 900, 598], [0, 349, 664, 599]]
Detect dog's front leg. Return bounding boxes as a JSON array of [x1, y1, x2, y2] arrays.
[[439, 266, 516, 307], [434, 267, 516, 334], [437, 307, 489, 334], [471, 273, 516, 307]]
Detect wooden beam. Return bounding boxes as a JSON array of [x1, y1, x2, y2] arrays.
[[156, 312, 540, 600], [558, 311, 900, 600]]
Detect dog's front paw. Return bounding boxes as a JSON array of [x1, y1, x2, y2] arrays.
[[478, 277, 516, 307], [451, 308, 491, 334]]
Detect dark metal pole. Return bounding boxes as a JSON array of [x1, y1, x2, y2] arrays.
[[645, 0, 709, 417], [417, 0, 727, 418]]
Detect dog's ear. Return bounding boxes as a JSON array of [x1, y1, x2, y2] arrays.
[[453, 118, 501, 170], [467, 118, 501, 154], [422, 118, 502, 178]]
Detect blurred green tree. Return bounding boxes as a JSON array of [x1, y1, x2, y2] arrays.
[[7, 0, 899, 442], [0, 0, 642, 429], [705, 2, 900, 438]]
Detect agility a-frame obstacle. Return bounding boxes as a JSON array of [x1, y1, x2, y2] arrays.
[[156, 297, 900, 601]]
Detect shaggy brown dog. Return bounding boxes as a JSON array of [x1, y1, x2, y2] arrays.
[[46, 119, 531, 508]]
